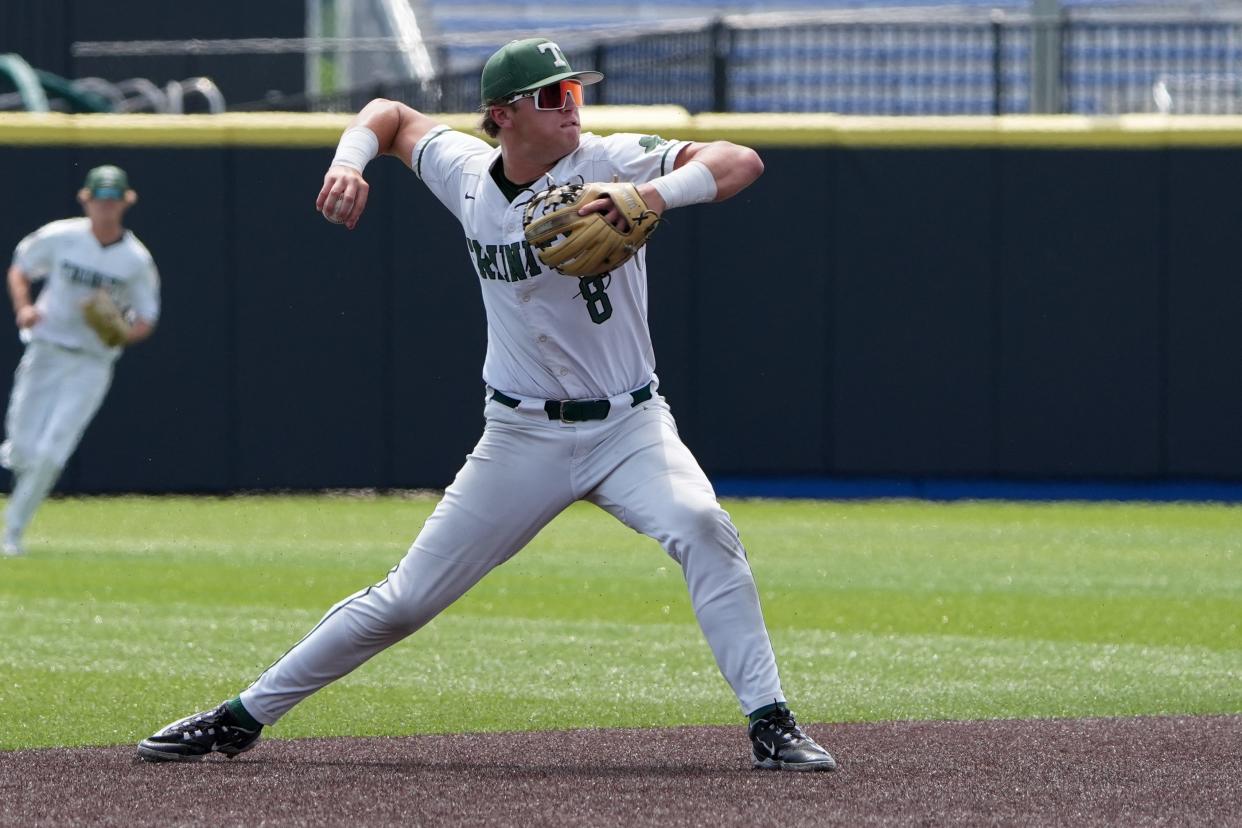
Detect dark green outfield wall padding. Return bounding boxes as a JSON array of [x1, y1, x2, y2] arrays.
[[1, 119, 1239, 490]]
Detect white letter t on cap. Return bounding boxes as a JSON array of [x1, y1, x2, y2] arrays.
[[538, 42, 569, 67]]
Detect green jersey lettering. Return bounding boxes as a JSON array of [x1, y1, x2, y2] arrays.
[[503, 242, 528, 283], [466, 237, 545, 283]]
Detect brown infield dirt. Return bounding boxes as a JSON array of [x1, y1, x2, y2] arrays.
[[1, 714, 1238, 826]]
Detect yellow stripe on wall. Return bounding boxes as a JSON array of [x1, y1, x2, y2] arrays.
[[7, 109, 1242, 149]]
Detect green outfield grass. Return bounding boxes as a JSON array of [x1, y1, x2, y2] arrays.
[[0, 495, 1239, 750]]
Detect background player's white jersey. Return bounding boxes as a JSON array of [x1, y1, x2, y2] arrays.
[[12, 217, 161, 358], [414, 127, 686, 400]]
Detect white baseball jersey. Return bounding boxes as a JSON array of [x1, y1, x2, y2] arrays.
[[12, 217, 161, 357], [413, 127, 686, 401]]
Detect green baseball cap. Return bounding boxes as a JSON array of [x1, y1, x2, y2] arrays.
[[83, 165, 130, 200], [480, 38, 604, 106]]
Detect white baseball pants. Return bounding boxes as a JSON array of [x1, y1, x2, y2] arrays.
[[241, 394, 786, 723], [2, 341, 113, 540]]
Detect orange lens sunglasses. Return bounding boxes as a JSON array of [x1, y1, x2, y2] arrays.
[[506, 79, 584, 110]]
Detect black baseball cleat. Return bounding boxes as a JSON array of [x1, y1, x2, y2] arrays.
[[749, 707, 837, 771], [136, 702, 263, 762]]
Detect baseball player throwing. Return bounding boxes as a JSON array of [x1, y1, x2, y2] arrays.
[[2, 165, 160, 556], [138, 38, 835, 771]]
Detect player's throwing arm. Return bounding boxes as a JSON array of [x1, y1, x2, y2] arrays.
[[316, 101, 445, 230]]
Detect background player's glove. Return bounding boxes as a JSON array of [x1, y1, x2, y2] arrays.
[[82, 290, 130, 348], [522, 181, 661, 277]]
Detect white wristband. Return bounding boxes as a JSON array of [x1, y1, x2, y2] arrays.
[[650, 159, 717, 210], [331, 126, 380, 172]]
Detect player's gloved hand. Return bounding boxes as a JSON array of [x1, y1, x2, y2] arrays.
[[82, 289, 130, 348], [578, 183, 666, 230], [575, 183, 666, 232], [316, 165, 370, 230], [523, 180, 662, 277]]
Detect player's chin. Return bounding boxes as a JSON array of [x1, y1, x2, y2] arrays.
[[555, 128, 581, 153]]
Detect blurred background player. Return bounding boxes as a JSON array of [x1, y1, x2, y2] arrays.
[[1, 165, 161, 556]]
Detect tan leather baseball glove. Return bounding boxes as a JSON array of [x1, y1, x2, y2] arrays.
[[522, 181, 661, 278], [82, 289, 130, 348]]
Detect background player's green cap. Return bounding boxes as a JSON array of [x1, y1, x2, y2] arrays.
[[480, 38, 603, 106], [83, 164, 129, 200]]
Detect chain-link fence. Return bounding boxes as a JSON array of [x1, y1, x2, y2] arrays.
[[1065, 17, 1242, 114], [724, 20, 1030, 114], [68, 5, 1242, 115]]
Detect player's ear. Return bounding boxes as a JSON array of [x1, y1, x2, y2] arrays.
[[491, 104, 515, 129], [124, 189, 138, 206], [77, 188, 91, 206]]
